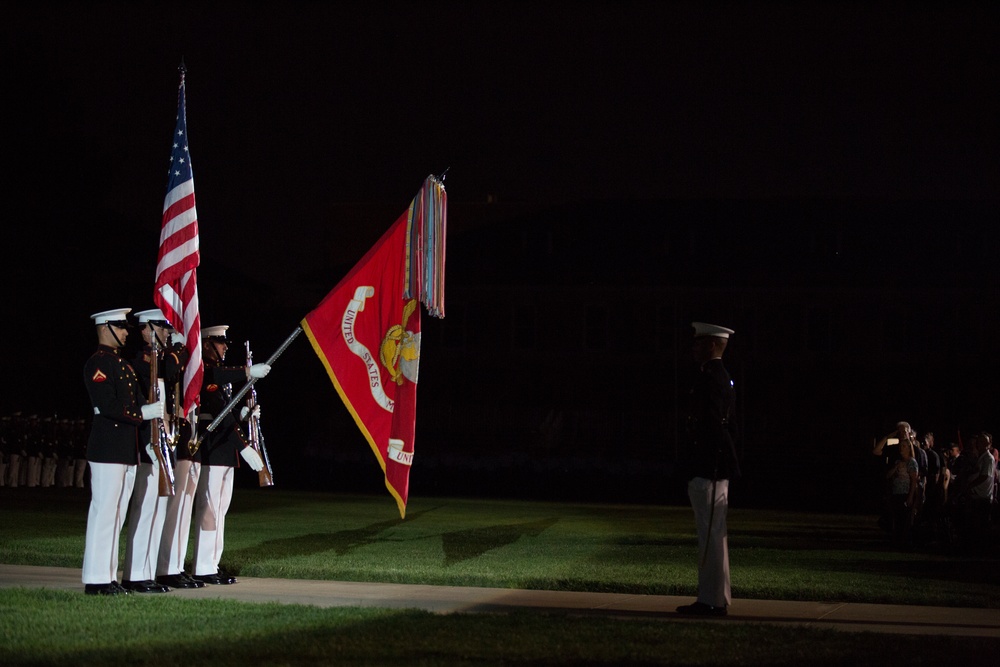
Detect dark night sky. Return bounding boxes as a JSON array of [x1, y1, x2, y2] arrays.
[[2, 1, 998, 424]]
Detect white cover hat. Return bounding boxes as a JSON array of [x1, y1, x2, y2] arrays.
[[135, 308, 172, 327], [202, 325, 229, 340], [692, 322, 735, 339], [90, 308, 131, 325]]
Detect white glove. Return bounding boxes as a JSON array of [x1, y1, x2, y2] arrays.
[[145, 443, 158, 464], [141, 400, 165, 421], [248, 363, 271, 379], [240, 446, 264, 472], [170, 332, 186, 346], [239, 405, 261, 421]]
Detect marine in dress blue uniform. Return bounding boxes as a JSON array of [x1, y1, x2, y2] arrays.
[[191, 325, 268, 585], [81, 308, 165, 595], [156, 329, 205, 589], [677, 322, 740, 617], [121, 309, 175, 593]]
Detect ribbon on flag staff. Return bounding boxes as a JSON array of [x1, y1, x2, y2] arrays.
[[154, 63, 203, 422], [302, 175, 447, 518]]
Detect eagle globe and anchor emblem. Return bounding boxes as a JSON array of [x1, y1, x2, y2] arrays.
[[379, 298, 419, 467], [379, 298, 421, 386], [340, 287, 421, 467]]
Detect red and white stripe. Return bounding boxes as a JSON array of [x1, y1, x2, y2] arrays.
[[154, 162, 202, 419]]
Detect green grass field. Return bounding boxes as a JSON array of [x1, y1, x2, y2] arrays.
[[1, 487, 998, 665]]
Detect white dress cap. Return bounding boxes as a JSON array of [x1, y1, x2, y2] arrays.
[[201, 325, 230, 340], [135, 308, 171, 326], [692, 322, 735, 339], [90, 308, 131, 325]]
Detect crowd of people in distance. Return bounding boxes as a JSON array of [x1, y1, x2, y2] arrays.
[[0, 412, 89, 489], [873, 421, 999, 553]]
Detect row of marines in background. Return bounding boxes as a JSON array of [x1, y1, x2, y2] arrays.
[[0, 413, 88, 489]]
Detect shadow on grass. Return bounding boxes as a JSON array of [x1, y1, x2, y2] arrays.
[[224, 508, 561, 570], [441, 517, 559, 566], [223, 506, 440, 567]]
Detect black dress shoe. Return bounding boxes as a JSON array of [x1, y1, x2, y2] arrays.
[[192, 572, 237, 585], [215, 568, 238, 584], [676, 601, 727, 617], [122, 579, 171, 593], [84, 582, 129, 596], [156, 573, 203, 589]]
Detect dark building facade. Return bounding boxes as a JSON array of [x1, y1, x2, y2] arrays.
[[260, 197, 1000, 512], [405, 198, 1000, 510]]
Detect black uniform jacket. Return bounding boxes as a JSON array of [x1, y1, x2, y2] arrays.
[[198, 364, 250, 468], [83, 345, 145, 464], [682, 358, 740, 481]]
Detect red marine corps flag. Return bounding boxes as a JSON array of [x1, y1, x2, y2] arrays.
[[302, 176, 446, 518]]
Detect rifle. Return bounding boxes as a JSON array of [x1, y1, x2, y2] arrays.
[[245, 341, 274, 487], [149, 332, 176, 497], [193, 326, 301, 452]]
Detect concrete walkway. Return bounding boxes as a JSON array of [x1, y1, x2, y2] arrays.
[[2, 564, 998, 638]]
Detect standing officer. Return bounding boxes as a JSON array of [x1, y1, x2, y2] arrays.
[[676, 322, 739, 617], [191, 325, 268, 585], [121, 309, 176, 593], [81, 308, 164, 595], [156, 329, 205, 589]]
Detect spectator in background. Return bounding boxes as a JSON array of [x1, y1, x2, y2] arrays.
[[874, 423, 908, 464], [920, 432, 944, 539], [992, 440, 1000, 522], [941, 442, 959, 506], [885, 429, 919, 548], [961, 432, 995, 552], [874, 422, 910, 533], [947, 439, 976, 508], [910, 426, 928, 521]]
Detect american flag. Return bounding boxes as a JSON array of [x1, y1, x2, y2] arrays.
[[154, 67, 202, 420]]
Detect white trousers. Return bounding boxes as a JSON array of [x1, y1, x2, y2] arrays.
[[192, 465, 234, 576], [82, 463, 136, 584], [688, 477, 731, 608], [6, 454, 20, 487], [26, 455, 41, 487], [56, 458, 73, 487], [41, 457, 58, 487], [158, 460, 201, 576], [123, 462, 169, 581]]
